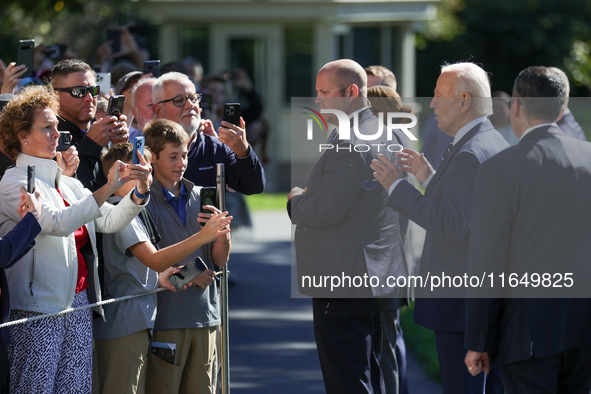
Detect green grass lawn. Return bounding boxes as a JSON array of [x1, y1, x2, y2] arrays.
[[400, 302, 441, 383], [244, 193, 288, 211]]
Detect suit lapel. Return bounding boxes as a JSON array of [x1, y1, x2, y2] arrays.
[[425, 119, 494, 197]]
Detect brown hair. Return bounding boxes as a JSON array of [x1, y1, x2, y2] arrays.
[[143, 119, 189, 159], [50, 59, 92, 86], [365, 65, 397, 91], [0, 85, 60, 160], [367, 85, 413, 124], [101, 142, 153, 177]]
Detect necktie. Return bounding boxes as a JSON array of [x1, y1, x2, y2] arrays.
[[327, 128, 338, 144], [441, 142, 453, 162]]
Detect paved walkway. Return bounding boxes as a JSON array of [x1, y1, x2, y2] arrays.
[[227, 210, 442, 393]]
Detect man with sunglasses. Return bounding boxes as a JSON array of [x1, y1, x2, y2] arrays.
[[51, 59, 129, 191], [152, 72, 265, 195]]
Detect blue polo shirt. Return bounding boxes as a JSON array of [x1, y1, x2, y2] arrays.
[[161, 182, 190, 226]]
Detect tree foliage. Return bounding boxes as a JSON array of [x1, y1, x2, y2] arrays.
[[416, 0, 591, 96]]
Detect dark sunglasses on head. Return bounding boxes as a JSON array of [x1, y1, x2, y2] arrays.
[[54, 85, 100, 98], [157, 93, 202, 107]]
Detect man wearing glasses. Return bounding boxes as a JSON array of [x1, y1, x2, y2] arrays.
[[51, 59, 129, 190], [152, 72, 265, 195]]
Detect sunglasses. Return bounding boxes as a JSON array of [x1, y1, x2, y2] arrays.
[[54, 85, 100, 98], [157, 93, 202, 107]]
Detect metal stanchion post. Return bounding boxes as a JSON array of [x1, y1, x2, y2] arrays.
[[217, 163, 230, 394]]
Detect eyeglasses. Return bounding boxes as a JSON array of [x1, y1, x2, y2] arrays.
[[54, 85, 100, 98], [157, 93, 202, 107]]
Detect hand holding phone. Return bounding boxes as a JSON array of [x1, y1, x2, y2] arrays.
[[57, 131, 72, 151], [143, 60, 160, 78], [26, 165, 35, 194], [199, 187, 218, 226], [107, 95, 125, 118], [16, 40, 34, 79], [222, 103, 241, 126], [169, 257, 209, 290], [132, 136, 145, 165]]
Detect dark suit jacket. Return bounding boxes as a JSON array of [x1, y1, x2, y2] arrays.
[[386, 118, 509, 331], [291, 108, 407, 298], [465, 125, 591, 366], [557, 110, 587, 141], [0, 213, 41, 345]]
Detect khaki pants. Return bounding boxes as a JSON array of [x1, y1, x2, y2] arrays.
[[94, 329, 151, 394], [146, 327, 217, 394]]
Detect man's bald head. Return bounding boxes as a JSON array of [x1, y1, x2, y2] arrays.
[[319, 59, 367, 98]]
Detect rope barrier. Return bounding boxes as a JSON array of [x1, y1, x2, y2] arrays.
[[0, 287, 168, 330]]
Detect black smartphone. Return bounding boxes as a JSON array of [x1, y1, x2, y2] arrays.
[[150, 342, 176, 365], [16, 39, 35, 79], [57, 131, 72, 151], [143, 60, 160, 78], [223, 103, 241, 126], [199, 186, 218, 227], [132, 136, 145, 165], [107, 95, 125, 117], [169, 257, 208, 290], [107, 29, 121, 53], [27, 165, 35, 194]]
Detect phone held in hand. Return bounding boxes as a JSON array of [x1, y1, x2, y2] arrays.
[[16, 39, 35, 79], [107, 95, 125, 117], [199, 187, 218, 227], [169, 257, 208, 290], [57, 131, 72, 151], [132, 136, 145, 165], [27, 165, 35, 194], [143, 60, 160, 78], [222, 103, 241, 126]]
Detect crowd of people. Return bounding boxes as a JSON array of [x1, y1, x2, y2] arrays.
[[0, 32, 266, 394], [289, 59, 591, 394], [1, 29, 591, 394]]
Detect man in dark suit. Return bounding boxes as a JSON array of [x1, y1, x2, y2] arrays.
[[288, 59, 407, 394], [464, 66, 591, 393], [371, 62, 508, 394], [550, 67, 587, 141]]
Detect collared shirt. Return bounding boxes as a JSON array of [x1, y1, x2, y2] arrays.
[[389, 116, 487, 195], [161, 182, 190, 226], [520, 122, 555, 141]]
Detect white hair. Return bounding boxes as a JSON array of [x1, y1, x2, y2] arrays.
[[131, 77, 157, 108], [441, 62, 493, 117], [152, 72, 194, 105]]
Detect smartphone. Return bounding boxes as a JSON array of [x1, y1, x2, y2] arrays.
[[107, 95, 125, 117], [199, 187, 218, 227], [143, 60, 160, 78], [57, 131, 72, 151], [47, 44, 67, 60], [150, 342, 176, 365], [95, 72, 111, 96], [107, 29, 121, 53], [26, 165, 35, 194], [16, 39, 35, 79], [132, 136, 145, 165], [169, 257, 208, 290], [223, 103, 241, 126]]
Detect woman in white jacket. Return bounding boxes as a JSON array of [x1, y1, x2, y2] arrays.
[[0, 85, 151, 394]]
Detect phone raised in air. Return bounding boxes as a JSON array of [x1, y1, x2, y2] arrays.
[[143, 60, 160, 78], [132, 136, 145, 165], [222, 103, 241, 126], [106, 29, 121, 54], [27, 165, 35, 194], [107, 95, 125, 118], [199, 186, 218, 227], [16, 39, 35, 79]]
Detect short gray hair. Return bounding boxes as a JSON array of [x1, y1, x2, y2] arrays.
[[441, 62, 493, 117], [131, 77, 157, 108], [152, 72, 193, 105]]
